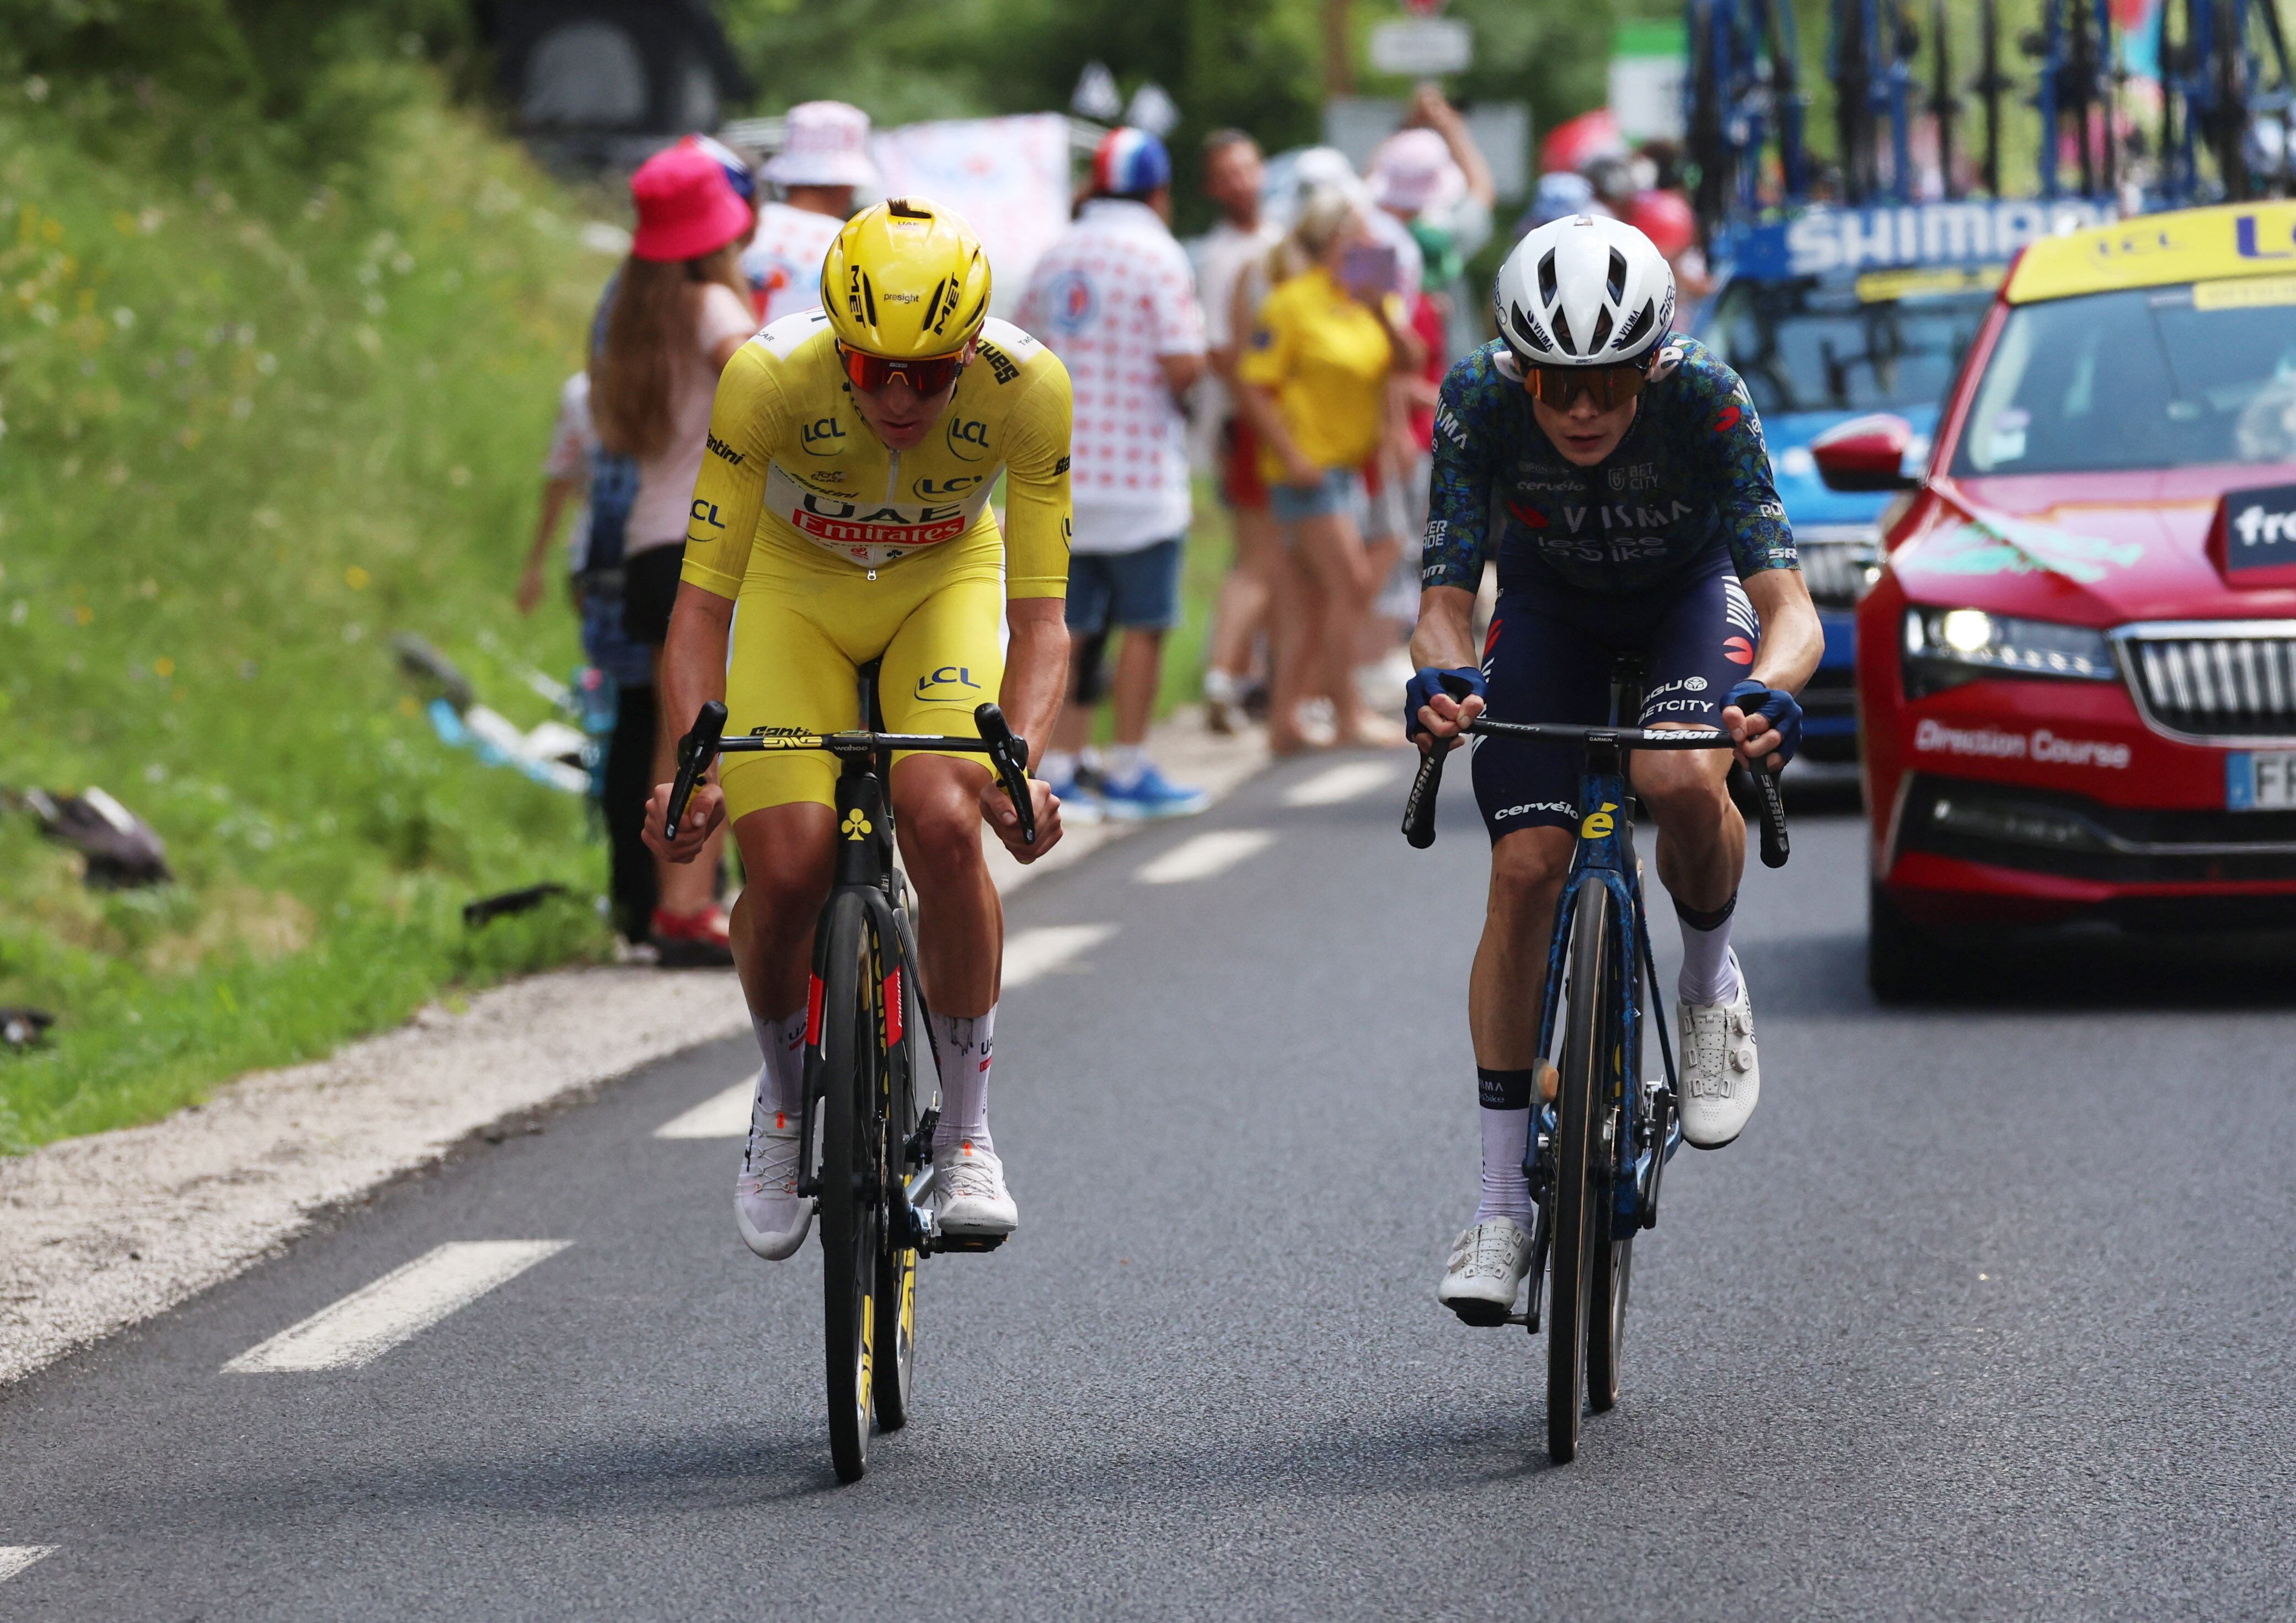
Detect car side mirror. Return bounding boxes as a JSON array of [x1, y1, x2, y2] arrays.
[[1812, 413, 1919, 493]]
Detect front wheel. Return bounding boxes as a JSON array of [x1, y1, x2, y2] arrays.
[[1547, 887, 1619, 1464], [816, 893, 883, 1484]]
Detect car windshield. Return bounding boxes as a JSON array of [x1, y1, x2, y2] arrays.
[[1951, 284, 2296, 477], [1704, 275, 1995, 415]]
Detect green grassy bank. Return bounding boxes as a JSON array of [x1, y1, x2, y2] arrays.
[[0, 90, 618, 1152]]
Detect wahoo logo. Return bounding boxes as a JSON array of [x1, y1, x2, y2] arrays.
[[801, 417, 845, 451], [914, 665, 982, 697]]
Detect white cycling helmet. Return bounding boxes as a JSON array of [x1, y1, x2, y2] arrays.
[[1494, 214, 1676, 368]]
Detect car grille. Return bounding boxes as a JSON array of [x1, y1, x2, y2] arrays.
[[2116, 622, 2296, 741], [1898, 772, 2296, 884], [1794, 527, 1880, 611]]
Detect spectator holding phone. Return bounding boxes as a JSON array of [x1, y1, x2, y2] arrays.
[[1235, 188, 1423, 752]]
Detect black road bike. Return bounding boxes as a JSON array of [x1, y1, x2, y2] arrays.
[[1402, 658, 1790, 1463], [663, 666, 1035, 1483]]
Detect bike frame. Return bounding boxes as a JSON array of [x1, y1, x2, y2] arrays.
[[1517, 672, 1685, 1330]]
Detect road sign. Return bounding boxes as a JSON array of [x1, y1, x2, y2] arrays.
[[1369, 18, 1471, 77]]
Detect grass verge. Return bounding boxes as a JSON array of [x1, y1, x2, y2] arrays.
[[0, 89, 618, 1151]]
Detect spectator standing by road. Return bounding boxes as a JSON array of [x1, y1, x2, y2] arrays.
[[1016, 127, 1211, 820], [741, 101, 876, 325], [1192, 130, 1283, 736], [1236, 189, 1422, 753], [517, 371, 660, 944], [590, 144, 757, 963]]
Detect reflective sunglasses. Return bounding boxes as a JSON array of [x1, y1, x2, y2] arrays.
[[838, 342, 968, 398], [1526, 360, 1650, 412]]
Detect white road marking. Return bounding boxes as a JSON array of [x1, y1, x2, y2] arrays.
[[1002, 923, 1117, 986], [223, 1241, 572, 1373], [654, 1079, 753, 1139], [0, 1549, 56, 1584], [1282, 761, 1400, 807], [1134, 829, 1275, 885]]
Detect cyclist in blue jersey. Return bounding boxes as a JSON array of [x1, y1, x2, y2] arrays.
[[1407, 215, 1822, 1323]]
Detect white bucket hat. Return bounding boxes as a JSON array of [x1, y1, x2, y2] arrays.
[[763, 100, 878, 189], [1368, 127, 1466, 217]]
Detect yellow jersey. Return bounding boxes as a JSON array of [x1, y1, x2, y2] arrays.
[[681, 311, 1074, 600], [1237, 266, 1399, 481]]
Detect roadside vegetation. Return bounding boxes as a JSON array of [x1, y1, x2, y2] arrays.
[[0, 19, 621, 1151]]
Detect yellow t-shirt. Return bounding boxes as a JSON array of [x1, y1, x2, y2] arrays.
[[1237, 266, 1397, 482], [681, 311, 1073, 600]]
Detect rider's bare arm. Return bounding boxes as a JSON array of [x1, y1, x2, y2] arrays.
[[1725, 567, 1823, 770], [1407, 585, 1486, 748]]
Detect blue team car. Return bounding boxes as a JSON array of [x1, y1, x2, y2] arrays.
[[1692, 196, 2115, 760]]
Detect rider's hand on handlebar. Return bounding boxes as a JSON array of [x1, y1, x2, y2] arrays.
[[1723, 679, 1803, 775], [982, 776, 1062, 863], [1406, 665, 1487, 754], [642, 780, 725, 863]]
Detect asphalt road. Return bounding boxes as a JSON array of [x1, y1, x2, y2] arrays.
[[4, 754, 2294, 1621]]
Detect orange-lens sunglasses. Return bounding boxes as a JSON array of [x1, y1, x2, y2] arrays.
[[838, 342, 968, 397], [1526, 361, 1650, 412]]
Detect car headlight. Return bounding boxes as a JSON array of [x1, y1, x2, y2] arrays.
[[1902, 607, 2116, 697]]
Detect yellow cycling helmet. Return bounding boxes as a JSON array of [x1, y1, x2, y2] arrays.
[[820, 197, 992, 360]]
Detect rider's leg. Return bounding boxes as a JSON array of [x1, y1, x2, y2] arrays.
[[1631, 743, 1746, 1003], [724, 802, 836, 1261], [1469, 825, 1575, 1223]]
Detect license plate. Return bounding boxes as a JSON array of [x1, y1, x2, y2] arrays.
[[2227, 750, 2296, 809]]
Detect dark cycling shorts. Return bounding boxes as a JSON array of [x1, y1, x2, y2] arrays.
[[1472, 545, 1758, 843]]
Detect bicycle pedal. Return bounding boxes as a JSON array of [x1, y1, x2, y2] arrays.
[[927, 1232, 1006, 1255], [1505, 1310, 1538, 1330]]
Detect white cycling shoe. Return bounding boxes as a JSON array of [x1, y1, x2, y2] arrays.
[[733, 1085, 812, 1261], [1437, 1216, 1536, 1327], [929, 1138, 1018, 1237], [1678, 950, 1760, 1149]]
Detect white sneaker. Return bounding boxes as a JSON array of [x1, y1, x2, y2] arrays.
[[1437, 1216, 1535, 1326], [733, 1082, 812, 1260], [929, 1138, 1018, 1237], [1678, 951, 1759, 1149]]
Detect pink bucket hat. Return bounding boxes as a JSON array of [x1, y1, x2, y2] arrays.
[[629, 143, 754, 263]]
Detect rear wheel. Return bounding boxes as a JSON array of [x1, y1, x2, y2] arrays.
[[1586, 1213, 1634, 1413], [1547, 888, 1617, 1464], [817, 894, 882, 1484]]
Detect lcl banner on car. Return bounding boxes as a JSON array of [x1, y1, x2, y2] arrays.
[[872, 114, 1073, 321], [1722, 197, 2120, 280]]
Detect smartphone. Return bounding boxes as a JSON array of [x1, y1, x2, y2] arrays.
[[1340, 242, 1400, 298]]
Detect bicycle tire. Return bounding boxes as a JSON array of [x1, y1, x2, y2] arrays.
[[1547, 887, 1616, 1464], [873, 939, 923, 1432], [817, 891, 882, 1483], [1587, 1227, 1634, 1413]]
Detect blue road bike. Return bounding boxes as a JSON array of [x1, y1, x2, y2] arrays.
[[1402, 658, 1790, 1463]]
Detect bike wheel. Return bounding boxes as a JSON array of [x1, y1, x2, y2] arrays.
[[1587, 1229, 1634, 1414], [817, 893, 882, 1483], [873, 949, 923, 1432], [1547, 886, 1618, 1464]]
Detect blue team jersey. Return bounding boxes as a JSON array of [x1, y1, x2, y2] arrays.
[[1421, 333, 1799, 596]]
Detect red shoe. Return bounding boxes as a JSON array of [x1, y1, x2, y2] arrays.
[[651, 905, 734, 968]]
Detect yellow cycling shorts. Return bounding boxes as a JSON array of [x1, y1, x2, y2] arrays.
[[720, 533, 1007, 819]]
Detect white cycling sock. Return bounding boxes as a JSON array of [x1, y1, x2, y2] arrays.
[[1473, 1067, 1536, 1224], [928, 1005, 996, 1156], [751, 1010, 807, 1120], [1101, 743, 1147, 789], [1676, 899, 1742, 1006]]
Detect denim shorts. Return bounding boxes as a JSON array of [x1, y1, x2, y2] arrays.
[[1267, 466, 1365, 525], [1066, 537, 1184, 634]]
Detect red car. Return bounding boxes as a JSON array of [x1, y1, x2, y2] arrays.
[[1831, 201, 2296, 995]]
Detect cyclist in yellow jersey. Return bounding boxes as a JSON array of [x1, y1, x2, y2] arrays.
[[644, 199, 1072, 1254]]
